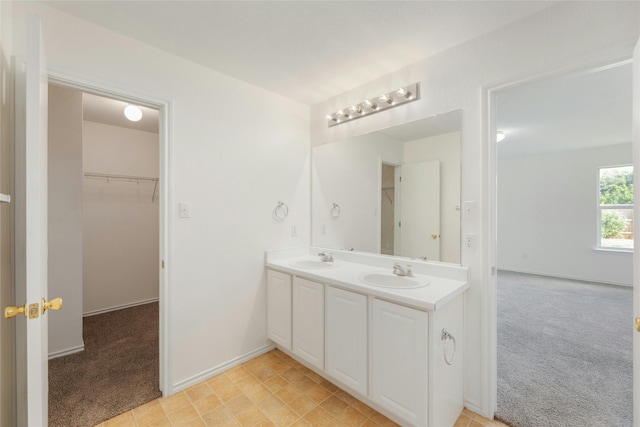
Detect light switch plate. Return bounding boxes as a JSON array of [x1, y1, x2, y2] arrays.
[[179, 201, 190, 218], [462, 201, 476, 219]]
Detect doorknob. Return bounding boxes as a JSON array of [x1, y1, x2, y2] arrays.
[[635, 317, 640, 332], [4, 303, 26, 319], [42, 297, 63, 315], [5, 302, 41, 319]]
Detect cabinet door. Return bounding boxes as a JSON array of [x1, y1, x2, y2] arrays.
[[292, 277, 324, 370], [267, 269, 292, 350], [326, 286, 368, 395], [372, 298, 428, 427]]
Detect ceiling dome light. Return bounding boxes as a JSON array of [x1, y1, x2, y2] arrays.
[[124, 105, 143, 122], [497, 131, 506, 143]]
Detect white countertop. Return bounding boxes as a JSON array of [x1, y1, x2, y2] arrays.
[[265, 247, 468, 311]]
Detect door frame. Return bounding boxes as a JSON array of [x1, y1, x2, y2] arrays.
[[377, 158, 401, 255], [47, 70, 173, 396], [482, 47, 635, 419]]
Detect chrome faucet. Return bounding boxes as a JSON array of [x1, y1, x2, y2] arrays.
[[318, 252, 334, 262], [392, 263, 413, 277]]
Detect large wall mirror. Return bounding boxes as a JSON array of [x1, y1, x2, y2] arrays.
[[312, 110, 461, 264]]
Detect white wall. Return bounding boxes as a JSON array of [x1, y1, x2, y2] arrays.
[[310, 2, 639, 415], [48, 85, 84, 357], [11, 2, 310, 391], [498, 144, 632, 286], [404, 131, 461, 264], [82, 120, 159, 314]]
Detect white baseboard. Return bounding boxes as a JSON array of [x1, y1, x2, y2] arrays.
[[48, 344, 85, 360], [464, 400, 488, 418], [498, 268, 632, 287], [83, 297, 159, 317], [171, 344, 275, 393]]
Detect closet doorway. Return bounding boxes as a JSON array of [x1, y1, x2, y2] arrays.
[[47, 84, 162, 426]]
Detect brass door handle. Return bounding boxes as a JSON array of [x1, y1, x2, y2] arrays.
[[635, 317, 640, 333], [4, 303, 26, 319], [431, 234, 440, 239], [42, 297, 63, 315]]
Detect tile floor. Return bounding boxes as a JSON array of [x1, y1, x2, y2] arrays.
[[96, 349, 509, 427]]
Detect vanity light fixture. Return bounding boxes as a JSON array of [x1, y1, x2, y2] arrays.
[[497, 131, 506, 143], [326, 82, 420, 127], [124, 104, 143, 122]]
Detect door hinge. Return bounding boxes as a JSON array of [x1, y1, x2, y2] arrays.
[[399, 221, 402, 228], [161, 260, 165, 269], [491, 266, 496, 276]]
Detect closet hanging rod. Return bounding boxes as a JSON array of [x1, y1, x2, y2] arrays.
[[83, 172, 160, 202], [83, 172, 159, 183]]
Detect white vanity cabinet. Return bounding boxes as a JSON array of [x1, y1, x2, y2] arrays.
[[266, 269, 292, 350], [325, 286, 368, 396], [265, 264, 465, 427], [371, 298, 428, 427], [292, 277, 325, 370]]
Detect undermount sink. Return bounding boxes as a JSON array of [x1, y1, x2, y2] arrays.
[[360, 272, 430, 289], [290, 259, 338, 269]]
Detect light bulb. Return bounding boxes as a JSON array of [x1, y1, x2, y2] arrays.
[[397, 87, 412, 100], [379, 94, 394, 105], [497, 131, 506, 142], [364, 100, 378, 110], [124, 105, 143, 122]]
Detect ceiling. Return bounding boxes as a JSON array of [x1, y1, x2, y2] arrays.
[[44, 1, 558, 106], [53, 1, 629, 151], [496, 61, 632, 158]]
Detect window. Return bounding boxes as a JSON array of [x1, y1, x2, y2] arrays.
[[598, 165, 633, 250]]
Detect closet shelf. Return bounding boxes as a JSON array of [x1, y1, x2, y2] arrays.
[[83, 172, 159, 201]]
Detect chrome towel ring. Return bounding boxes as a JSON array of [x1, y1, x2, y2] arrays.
[[274, 201, 288, 221], [442, 328, 456, 366], [330, 203, 341, 219]]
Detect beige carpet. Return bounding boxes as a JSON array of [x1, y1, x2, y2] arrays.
[[49, 302, 161, 427]]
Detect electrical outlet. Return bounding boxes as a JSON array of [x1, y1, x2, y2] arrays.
[[464, 233, 475, 249]]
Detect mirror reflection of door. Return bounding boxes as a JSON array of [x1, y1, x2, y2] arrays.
[[394, 161, 440, 260]]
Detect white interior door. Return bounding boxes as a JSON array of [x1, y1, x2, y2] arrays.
[[13, 14, 49, 426], [396, 161, 440, 260], [632, 36, 640, 427]]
